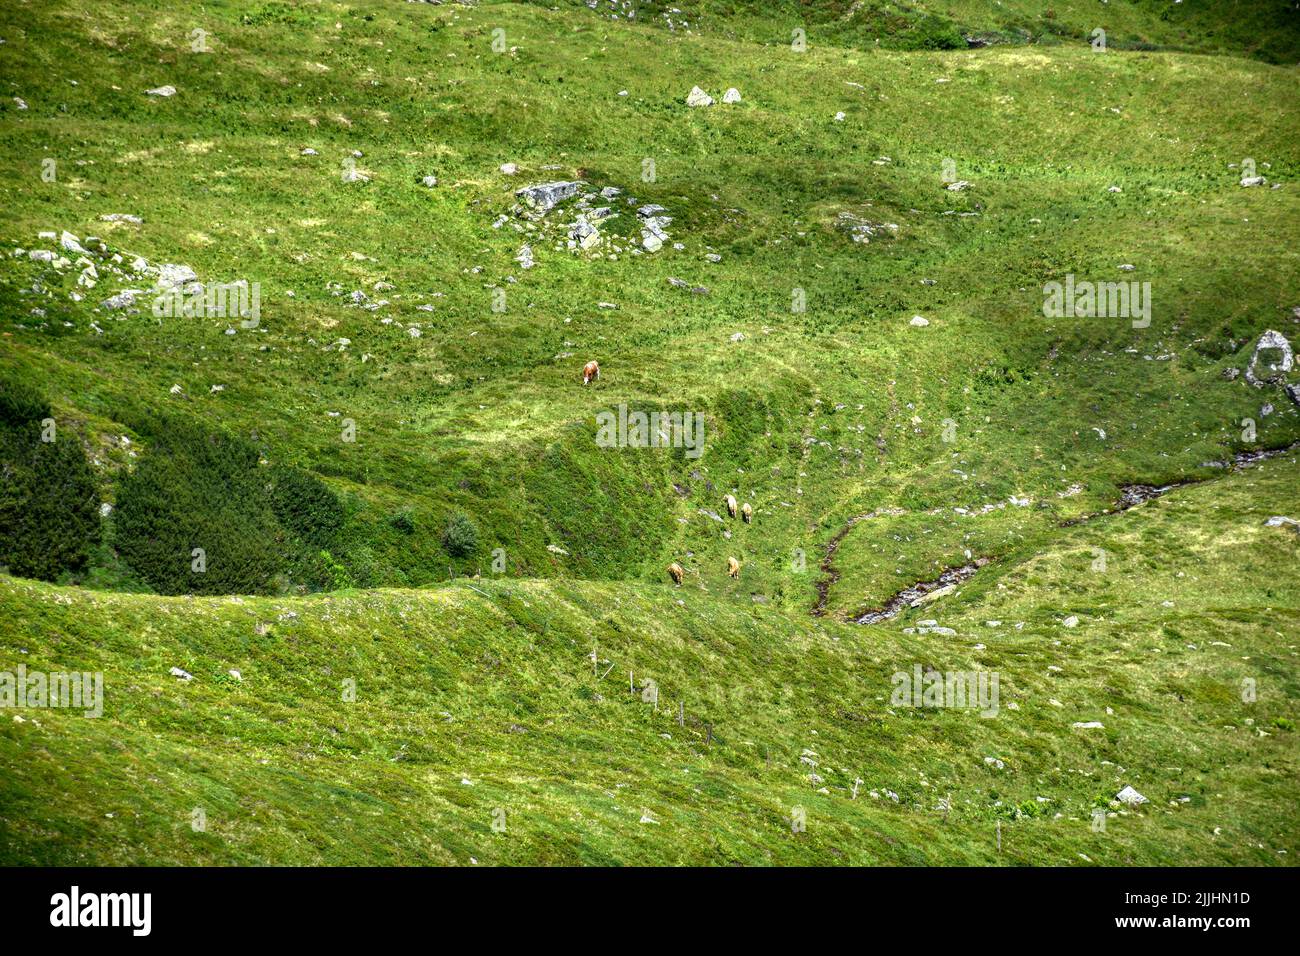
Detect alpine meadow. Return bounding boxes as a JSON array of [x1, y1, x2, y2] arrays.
[[1, 0, 1298, 874]]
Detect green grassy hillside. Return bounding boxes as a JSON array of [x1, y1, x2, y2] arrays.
[[2, 452, 1296, 865], [0, 0, 1297, 865], [544, 0, 1300, 62]]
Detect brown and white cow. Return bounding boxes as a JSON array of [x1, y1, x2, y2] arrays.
[[727, 556, 741, 579], [724, 494, 737, 518], [667, 562, 685, 586], [582, 360, 600, 385], [741, 502, 752, 524]]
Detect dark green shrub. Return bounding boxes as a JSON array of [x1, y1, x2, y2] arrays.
[[441, 511, 479, 558], [390, 508, 416, 534], [0, 376, 100, 582], [0, 376, 49, 424], [268, 465, 344, 549], [900, 14, 966, 50], [114, 419, 282, 595]]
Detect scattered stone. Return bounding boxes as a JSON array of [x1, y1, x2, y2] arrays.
[[99, 213, 142, 224], [169, 666, 193, 681], [912, 583, 955, 606], [1240, 175, 1267, 187], [836, 212, 898, 245], [146, 85, 177, 97], [945, 181, 971, 191], [909, 315, 930, 327], [571, 217, 601, 250], [228, 669, 242, 681], [499, 162, 518, 175], [100, 290, 142, 310], [1072, 721, 1105, 729], [516, 180, 581, 213], [833, 111, 846, 122], [154, 263, 198, 292], [515, 243, 534, 269], [421, 175, 438, 187], [1116, 785, 1148, 806], [722, 87, 741, 104], [685, 86, 713, 107]]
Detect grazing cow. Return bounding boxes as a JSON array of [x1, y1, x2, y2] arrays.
[[582, 360, 600, 385], [727, 556, 741, 579], [724, 494, 737, 518], [667, 562, 685, 586], [741, 502, 753, 524]]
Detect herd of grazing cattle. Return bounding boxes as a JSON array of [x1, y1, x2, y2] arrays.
[[668, 496, 752, 586], [580, 361, 749, 588]]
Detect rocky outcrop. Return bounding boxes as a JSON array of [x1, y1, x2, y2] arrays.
[[515, 181, 581, 213], [1245, 329, 1293, 387]]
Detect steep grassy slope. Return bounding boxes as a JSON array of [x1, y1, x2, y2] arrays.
[[551, 0, 1300, 62], [1, 451, 1296, 865], [0, 0, 1297, 865], [2, 0, 1298, 601]]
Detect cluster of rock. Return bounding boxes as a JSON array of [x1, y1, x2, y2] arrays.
[[1242, 329, 1299, 407], [1232, 159, 1282, 189], [9, 222, 279, 345], [580, 1, 693, 32], [686, 86, 740, 107], [8, 224, 205, 322], [500, 180, 677, 259], [834, 211, 900, 245]]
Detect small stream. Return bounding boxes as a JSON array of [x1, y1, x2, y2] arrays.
[[854, 558, 990, 625], [822, 441, 1299, 624]]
